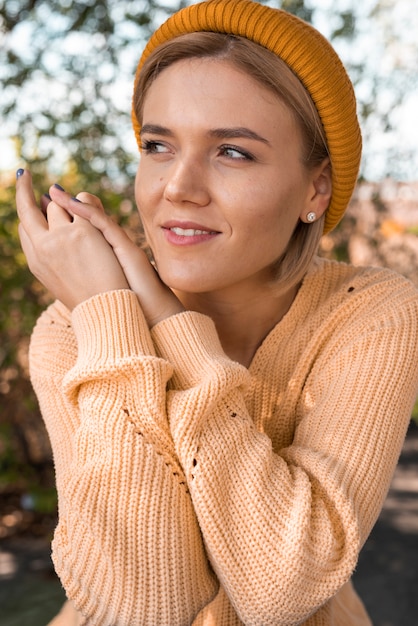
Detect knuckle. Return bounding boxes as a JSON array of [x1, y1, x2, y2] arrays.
[[77, 192, 103, 210]]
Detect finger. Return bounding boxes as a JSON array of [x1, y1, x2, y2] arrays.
[[48, 186, 105, 218], [40, 193, 51, 216], [68, 198, 133, 251], [90, 211, 136, 255], [15, 169, 47, 230], [18, 222, 37, 266], [48, 184, 76, 217], [74, 191, 105, 211], [46, 201, 74, 227], [47, 186, 106, 225]]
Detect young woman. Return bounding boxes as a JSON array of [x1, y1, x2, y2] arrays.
[[15, 1, 418, 624]]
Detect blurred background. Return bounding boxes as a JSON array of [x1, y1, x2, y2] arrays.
[[0, 0, 417, 624]]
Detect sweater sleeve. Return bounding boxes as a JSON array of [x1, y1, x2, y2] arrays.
[[29, 298, 78, 496], [29, 290, 218, 626], [150, 282, 418, 626]]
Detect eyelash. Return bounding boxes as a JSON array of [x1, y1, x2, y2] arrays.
[[140, 140, 255, 161], [218, 145, 254, 161], [140, 140, 168, 154]]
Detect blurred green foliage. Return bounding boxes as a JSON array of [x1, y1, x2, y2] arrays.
[[412, 402, 418, 424]]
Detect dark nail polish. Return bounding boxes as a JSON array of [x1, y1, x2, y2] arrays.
[[16, 168, 24, 178], [53, 183, 65, 191], [43, 193, 52, 200], [71, 197, 81, 202]]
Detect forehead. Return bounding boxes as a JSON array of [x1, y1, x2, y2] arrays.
[[142, 57, 295, 128]]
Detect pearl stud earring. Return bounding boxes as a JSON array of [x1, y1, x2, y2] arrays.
[[306, 211, 317, 222]]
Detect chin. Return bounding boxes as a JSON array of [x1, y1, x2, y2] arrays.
[[156, 262, 215, 293], [164, 277, 211, 294], [156, 268, 196, 291]]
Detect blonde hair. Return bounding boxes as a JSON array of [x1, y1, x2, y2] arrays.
[[133, 32, 329, 292]]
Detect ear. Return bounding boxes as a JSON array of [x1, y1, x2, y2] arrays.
[[299, 158, 332, 223]]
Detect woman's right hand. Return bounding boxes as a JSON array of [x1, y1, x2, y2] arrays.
[[16, 170, 130, 310]]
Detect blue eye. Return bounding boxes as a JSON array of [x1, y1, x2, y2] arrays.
[[220, 145, 254, 160]]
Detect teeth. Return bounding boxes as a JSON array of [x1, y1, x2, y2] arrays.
[[170, 227, 213, 236]]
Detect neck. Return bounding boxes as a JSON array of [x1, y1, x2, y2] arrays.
[[176, 282, 299, 368]]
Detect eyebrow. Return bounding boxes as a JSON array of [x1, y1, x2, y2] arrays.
[[140, 124, 172, 138], [208, 127, 270, 146], [140, 124, 270, 146]]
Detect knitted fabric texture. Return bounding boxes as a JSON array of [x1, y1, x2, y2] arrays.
[[131, 0, 362, 234], [29, 259, 418, 625]]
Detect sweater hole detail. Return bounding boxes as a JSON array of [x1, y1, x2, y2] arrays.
[[191, 446, 200, 481], [124, 407, 189, 491]]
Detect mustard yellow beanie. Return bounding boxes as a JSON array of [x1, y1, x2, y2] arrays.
[[132, 0, 362, 234]]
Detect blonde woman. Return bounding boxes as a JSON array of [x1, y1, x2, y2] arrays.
[[16, 1, 418, 624]]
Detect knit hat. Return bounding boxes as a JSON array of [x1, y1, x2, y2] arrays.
[[132, 0, 362, 234]]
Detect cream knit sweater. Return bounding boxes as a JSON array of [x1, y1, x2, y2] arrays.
[[29, 257, 418, 626]]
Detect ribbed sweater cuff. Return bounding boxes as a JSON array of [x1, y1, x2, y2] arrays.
[[71, 290, 156, 367], [151, 311, 231, 388]]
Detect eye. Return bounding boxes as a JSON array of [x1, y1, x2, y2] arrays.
[[140, 140, 170, 154], [219, 144, 254, 161]]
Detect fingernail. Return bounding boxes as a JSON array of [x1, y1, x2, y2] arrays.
[[53, 183, 65, 191], [43, 193, 52, 200], [16, 168, 24, 178], [71, 197, 81, 202]]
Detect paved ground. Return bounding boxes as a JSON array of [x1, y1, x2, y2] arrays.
[[353, 421, 418, 625], [1, 422, 417, 626], [0, 538, 64, 626]]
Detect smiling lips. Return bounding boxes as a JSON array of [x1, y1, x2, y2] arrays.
[[162, 223, 220, 245], [170, 226, 217, 236]]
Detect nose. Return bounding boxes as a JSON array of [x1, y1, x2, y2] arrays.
[[163, 154, 210, 207]]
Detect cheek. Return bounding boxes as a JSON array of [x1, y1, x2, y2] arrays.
[[241, 186, 284, 230], [239, 186, 300, 252], [135, 166, 160, 220]]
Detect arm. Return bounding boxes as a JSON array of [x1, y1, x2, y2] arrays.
[[30, 292, 218, 626], [18, 174, 218, 624], [150, 280, 418, 625]]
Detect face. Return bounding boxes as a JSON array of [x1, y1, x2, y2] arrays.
[[135, 58, 317, 297]]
